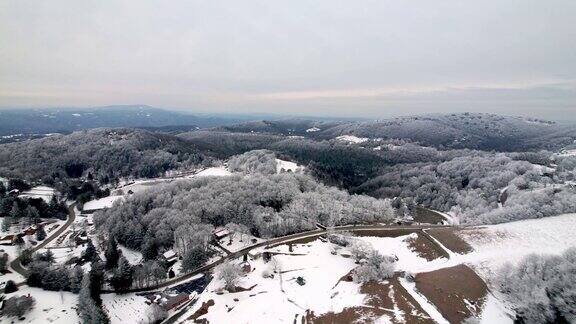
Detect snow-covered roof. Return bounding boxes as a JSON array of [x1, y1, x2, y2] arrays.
[[163, 250, 177, 260], [213, 227, 230, 238]]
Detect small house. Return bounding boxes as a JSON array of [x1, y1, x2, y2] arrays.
[[0, 235, 16, 246], [163, 250, 178, 263], [212, 227, 229, 240]]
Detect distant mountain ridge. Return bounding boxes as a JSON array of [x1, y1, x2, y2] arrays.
[[0, 105, 243, 136], [214, 113, 576, 152]]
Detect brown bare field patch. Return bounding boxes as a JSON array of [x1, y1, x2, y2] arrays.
[[352, 228, 416, 238], [415, 264, 487, 324], [312, 276, 434, 324], [414, 206, 447, 224], [405, 233, 444, 261], [426, 228, 473, 254], [187, 299, 215, 323]]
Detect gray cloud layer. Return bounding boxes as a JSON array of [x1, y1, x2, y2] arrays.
[[1, 0, 574, 119]]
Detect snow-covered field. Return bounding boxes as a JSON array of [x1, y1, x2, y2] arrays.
[[457, 213, 576, 279], [2, 287, 79, 323], [275, 159, 302, 174], [217, 233, 263, 254], [19, 186, 55, 202], [178, 233, 476, 323], [178, 240, 364, 323], [357, 234, 447, 273], [83, 195, 124, 211], [102, 293, 150, 324], [191, 166, 231, 178], [335, 135, 369, 143], [118, 244, 143, 265]]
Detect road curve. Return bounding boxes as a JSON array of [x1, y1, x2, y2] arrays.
[[109, 223, 453, 294], [9, 203, 77, 279]]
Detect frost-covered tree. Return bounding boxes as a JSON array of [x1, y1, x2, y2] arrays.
[[228, 149, 278, 175], [497, 248, 576, 324], [349, 240, 372, 264], [3, 295, 35, 318], [181, 247, 210, 273], [218, 261, 242, 291], [353, 251, 396, 283]]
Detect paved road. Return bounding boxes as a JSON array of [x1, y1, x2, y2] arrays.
[[111, 223, 452, 294], [9, 203, 77, 279]]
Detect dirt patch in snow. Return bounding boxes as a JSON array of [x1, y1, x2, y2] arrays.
[[415, 264, 487, 324], [405, 233, 443, 261], [187, 299, 215, 322], [426, 228, 473, 254], [313, 276, 434, 324], [310, 306, 387, 323], [414, 207, 447, 224], [353, 228, 416, 238]]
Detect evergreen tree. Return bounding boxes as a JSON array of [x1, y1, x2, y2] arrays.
[[35, 224, 47, 241], [70, 266, 84, 293], [27, 206, 40, 224], [181, 247, 209, 273], [9, 202, 21, 219], [4, 280, 18, 293], [89, 261, 105, 303], [36, 249, 55, 264], [78, 274, 110, 324], [82, 239, 97, 262], [0, 253, 8, 272], [1, 216, 11, 232], [110, 256, 133, 292], [104, 238, 119, 270]]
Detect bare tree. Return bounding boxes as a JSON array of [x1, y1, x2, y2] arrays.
[[349, 240, 371, 264], [217, 261, 242, 292]]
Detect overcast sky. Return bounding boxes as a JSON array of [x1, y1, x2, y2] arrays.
[[1, 0, 574, 119]]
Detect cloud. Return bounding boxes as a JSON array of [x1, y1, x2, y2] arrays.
[[0, 0, 575, 118]]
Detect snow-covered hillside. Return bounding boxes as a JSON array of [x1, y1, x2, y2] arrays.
[[457, 213, 576, 278]]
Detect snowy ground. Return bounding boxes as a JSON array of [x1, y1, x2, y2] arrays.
[[118, 244, 143, 265], [113, 166, 232, 197], [356, 234, 447, 273], [2, 286, 79, 323], [457, 213, 576, 279], [275, 159, 302, 174], [177, 233, 472, 323], [335, 135, 369, 143], [102, 293, 150, 324], [190, 166, 231, 178], [178, 240, 364, 323], [217, 233, 264, 254], [83, 195, 124, 211], [18, 186, 55, 203]]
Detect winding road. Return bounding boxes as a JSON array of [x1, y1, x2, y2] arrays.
[[9, 203, 77, 279]]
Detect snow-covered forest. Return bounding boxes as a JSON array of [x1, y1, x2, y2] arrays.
[[1, 112, 575, 323], [94, 172, 395, 257]]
